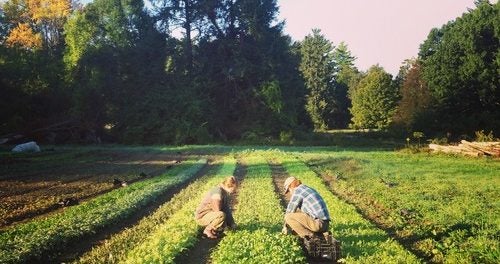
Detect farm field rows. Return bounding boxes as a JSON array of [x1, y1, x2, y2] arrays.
[[0, 145, 498, 263], [0, 148, 185, 227], [0, 156, 207, 263], [302, 150, 499, 263]]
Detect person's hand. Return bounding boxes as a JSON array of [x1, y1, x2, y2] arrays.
[[282, 224, 289, 234]]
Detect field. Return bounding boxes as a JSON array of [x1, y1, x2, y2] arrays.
[[0, 145, 498, 263]]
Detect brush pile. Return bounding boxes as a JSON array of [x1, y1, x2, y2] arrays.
[[429, 140, 500, 157]]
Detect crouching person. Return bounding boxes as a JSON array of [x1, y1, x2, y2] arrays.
[[195, 176, 237, 239], [283, 177, 330, 238]]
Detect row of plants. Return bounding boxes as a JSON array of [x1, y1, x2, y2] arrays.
[[120, 156, 237, 263], [0, 149, 178, 227], [210, 151, 306, 263], [303, 150, 499, 263], [274, 151, 420, 263], [0, 158, 206, 264]]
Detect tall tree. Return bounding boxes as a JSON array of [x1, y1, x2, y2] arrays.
[[64, 0, 167, 139], [299, 29, 337, 130], [419, 1, 499, 135], [393, 59, 432, 131], [350, 65, 398, 129], [2, 0, 71, 50], [332, 41, 357, 128]]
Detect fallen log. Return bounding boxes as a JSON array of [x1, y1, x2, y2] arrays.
[[429, 141, 500, 157], [460, 140, 500, 156], [428, 144, 482, 156]]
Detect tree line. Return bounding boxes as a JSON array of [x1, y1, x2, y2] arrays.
[[0, 0, 498, 144]]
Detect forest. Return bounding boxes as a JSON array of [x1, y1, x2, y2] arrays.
[[0, 0, 498, 144]]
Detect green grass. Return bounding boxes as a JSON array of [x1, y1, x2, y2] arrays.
[[270, 151, 420, 263], [302, 150, 499, 263]]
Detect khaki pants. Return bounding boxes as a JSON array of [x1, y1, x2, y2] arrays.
[[285, 211, 329, 238], [196, 211, 226, 231]]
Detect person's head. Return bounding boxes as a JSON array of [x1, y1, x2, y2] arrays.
[[284, 176, 301, 194], [221, 176, 238, 194]]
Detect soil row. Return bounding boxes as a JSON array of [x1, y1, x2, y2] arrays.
[[0, 150, 186, 227]]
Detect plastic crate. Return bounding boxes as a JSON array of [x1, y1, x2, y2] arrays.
[[302, 232, 341, 262]]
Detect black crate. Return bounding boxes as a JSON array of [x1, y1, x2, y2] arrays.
[[302, 232, 341, 262]]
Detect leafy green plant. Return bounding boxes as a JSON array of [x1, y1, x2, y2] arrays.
[[210, 153, 306, 264], [474, 130, 496, 142], [0, 159, 206, 264], [122, 157, 237, 263], [274, 152, 420, 263], [303, 149, 499, 263]]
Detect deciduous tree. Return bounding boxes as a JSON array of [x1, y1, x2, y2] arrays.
[[350, 65, 398, 129]]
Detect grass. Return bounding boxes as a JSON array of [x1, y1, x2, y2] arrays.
[[270, 151, 420, 263], [302, 150, 499, 263]]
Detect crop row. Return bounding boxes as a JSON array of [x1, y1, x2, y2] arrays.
[[303, 150, 499, 263], [0, 148, 176, 226], [0, 158, 206, 264], [210, 152, 305, 264], [274, 152, 421, 263], [119, 156, 237, 263]]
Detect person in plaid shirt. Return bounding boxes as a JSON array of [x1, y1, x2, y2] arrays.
[[282, 176, 330, 238]]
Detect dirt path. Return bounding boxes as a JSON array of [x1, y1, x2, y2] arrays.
[[37, 159, 214, 264], [174, 161, 247, 264], [269, 160, 332, 264]]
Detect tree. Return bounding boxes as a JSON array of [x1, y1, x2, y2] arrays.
[[2, 0, 71, 50], [350, 65, 398, 129], [393, 59, 432, 131], [299, 29, 337, 130], [64, 0, 169, 139], [332, 41, 358, 128], [419, 1, 499, 135]]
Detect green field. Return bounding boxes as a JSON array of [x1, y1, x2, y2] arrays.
[[0, 145, 498, 263]]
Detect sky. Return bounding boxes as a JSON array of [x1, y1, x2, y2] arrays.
[[276, 0, 480, 75]]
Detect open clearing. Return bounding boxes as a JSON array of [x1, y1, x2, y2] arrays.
[[0, 145, 498, 263]]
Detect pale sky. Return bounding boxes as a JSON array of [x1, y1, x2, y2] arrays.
[[276, 0, 481, 75]]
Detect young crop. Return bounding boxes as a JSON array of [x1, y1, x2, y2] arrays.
[[303, 150, 499, 263], [75, 159, 227, 263], [121, 156, 237, 264], [274, 152, 420, 263], [0, 159, 206, 264], [210, 153, 306, 264]]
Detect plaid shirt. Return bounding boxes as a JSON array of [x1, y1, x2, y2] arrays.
[[286, 184, 330, 220]]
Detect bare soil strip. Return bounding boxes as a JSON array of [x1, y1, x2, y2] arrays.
[[174, 161, 247, 264], [36, 159, 214, 264], [269, 160, 331, 264], [306, 162, 429, 263], [0, 151, 186, 227]]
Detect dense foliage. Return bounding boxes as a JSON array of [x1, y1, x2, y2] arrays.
[[350, 65, 398, 129], [0, 0, 498, 143], [417, 0, 499, 136]]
